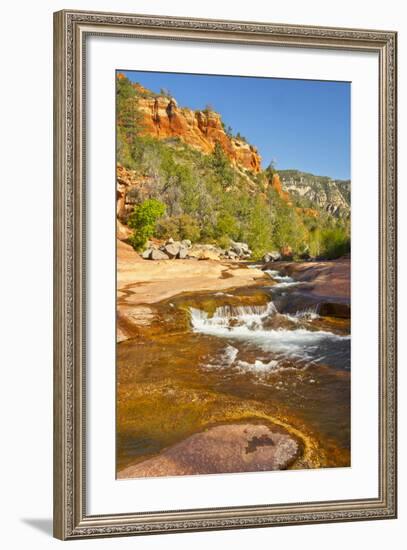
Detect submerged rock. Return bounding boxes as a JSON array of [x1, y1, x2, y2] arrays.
[[317, 302, 350, 319], [118, 423, 300, 478]]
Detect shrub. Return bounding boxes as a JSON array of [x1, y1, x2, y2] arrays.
[[215, 211, 239, 241], [177, 214, 201, 242], [155, 214, 200, 242], [128, 199, 166, 250], [216, 235, 232, 250], [319, 227, 350, 259]]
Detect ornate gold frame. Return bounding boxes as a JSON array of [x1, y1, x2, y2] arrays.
[[53, 9, 397, 540]]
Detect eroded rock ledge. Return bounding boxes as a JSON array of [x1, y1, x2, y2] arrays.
[[118, 423, 300, 479]]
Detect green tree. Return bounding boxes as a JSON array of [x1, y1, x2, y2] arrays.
[[215, 211, 239, 241], [116, 75, 143, 166], [210, 142, 234, 189], [246, 197, 274, 259], [320, 226, 350, 259], [128, 199, 166, 250], [156, 214, 200, 242]]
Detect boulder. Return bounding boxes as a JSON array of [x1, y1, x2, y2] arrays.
[[181, 239, 192, 248], [163, 243, 181, 258], [150, 249, 170, 260], [177, 246, 188, 259], [166, 237, 175, 244], [263, 251, 281, 263], [231, 241, 250, 257], [146, 240, 159, 250], [225, 249, 238, 260], [142, 248, 152, 259]]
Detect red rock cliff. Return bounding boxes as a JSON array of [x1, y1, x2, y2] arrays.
[[135, 92, 261, 173]]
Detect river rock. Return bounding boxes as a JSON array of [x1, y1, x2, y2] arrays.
[[117, 423, 300, 478], [163, 243, 181, 258], [177, 246, 188, 259], [225, 250, 238, 260], [150, 249, 170, 260], [263, 251, 281, 263], [231, 241, 250, 257]]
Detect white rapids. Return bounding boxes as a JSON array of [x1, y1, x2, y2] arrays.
[[189, 268, 349, 378], [190, 301, 349, 369]]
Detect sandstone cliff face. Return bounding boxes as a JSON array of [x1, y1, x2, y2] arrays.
[[136, 94, 261, 173], [117, 164, 137, 220], [117, 163, 155, 223]]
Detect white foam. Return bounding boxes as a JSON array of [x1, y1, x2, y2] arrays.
[[190, 302, 277, 331], [222, 344, 239, 364], [284, 308, 320, 323], [205, 344, 239, 370], [190, 304, 349, 361], [271, 281, 303, 289], [264, 270, 295, 283], [236, 358, 280, 375]]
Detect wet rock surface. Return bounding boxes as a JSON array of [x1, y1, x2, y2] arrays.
[[117, 253, 350, 477], [267, 259, 350, 302], [118, 424, 299, 478]]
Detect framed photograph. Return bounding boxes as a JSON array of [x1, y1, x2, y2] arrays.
[[53, 9, 397, 540]]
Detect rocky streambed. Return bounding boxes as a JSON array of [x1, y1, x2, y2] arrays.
[[117, 254, 351, 478]]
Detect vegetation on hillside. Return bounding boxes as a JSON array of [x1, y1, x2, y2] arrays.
[[117, 74, 350, 260]]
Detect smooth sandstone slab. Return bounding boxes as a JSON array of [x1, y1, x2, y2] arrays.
[[118, 423, 299, 479]]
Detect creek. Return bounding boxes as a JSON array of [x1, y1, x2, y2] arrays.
[[117, 265, 351, 475]]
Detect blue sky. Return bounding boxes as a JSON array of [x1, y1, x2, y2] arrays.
[[121, 70, 350, 180]]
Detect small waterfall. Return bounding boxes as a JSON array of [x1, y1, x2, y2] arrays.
[[210, 302, 277, 319], [190, 302, 277, 332], [264, 269, 306, 289], [264, 270, 294, 283], [190, 301, 349, 359], [283, 306, 320, 323]]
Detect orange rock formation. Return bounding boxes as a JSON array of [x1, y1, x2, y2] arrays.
[[135, 93, 261, 173]]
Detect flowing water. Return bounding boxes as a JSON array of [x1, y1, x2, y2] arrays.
[[117, 266, 351, 473]]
